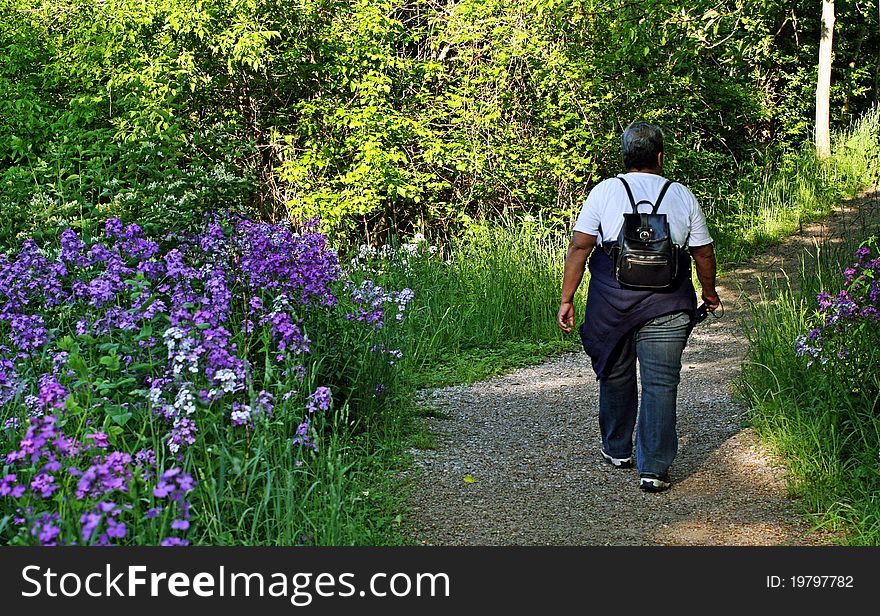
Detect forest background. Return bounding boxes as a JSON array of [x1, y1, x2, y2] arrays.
[[1, 0, 879, 546]]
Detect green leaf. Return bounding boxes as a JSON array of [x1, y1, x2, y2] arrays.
[[109, 413, 132, 426], [68, 356, 89, 380], [57, 335, 78, 352], [99, 354, 121, 372]]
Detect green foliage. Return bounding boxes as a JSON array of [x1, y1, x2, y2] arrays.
[[2, 0, 877, 243], [353, 216, 581, 382], [705, 107, 880, 269]]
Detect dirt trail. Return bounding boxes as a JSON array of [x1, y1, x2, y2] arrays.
[[403, 190, 880, 546]]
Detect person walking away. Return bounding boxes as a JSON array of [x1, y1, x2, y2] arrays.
[[557, 121, 720, 493]]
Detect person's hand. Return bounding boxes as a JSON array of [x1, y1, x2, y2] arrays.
[[558, 301, 575, 333], [702, 290, 721, 312]]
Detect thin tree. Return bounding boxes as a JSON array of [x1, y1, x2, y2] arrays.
[[815, 0, 835, 160]]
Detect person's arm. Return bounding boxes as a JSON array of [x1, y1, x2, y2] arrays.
[[558, 231, 597, 332], [690, 243, 720, 311]]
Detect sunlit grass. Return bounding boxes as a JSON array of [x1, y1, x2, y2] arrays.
[[739, 229, 880, 544]]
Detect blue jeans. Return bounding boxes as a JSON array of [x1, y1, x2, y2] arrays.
[[598, 311, 692, 476]]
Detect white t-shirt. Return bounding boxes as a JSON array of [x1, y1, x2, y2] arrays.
[[573, 172, 713, 248]]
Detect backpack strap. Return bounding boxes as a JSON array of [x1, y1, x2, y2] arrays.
[[617, 177, 638, 212], [604, 176, 676, 252], [618, 176, 675, 214], [617, 175, 672, 214], [652, 179, 674, 214]]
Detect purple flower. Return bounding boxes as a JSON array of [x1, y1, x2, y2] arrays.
[[160, 537, 189, 546], [167, 417, 198, 454], [32, 513, 62, 546], [30, 472, 59, 498], [0, 473, 22, 497], [60, 229, 88, 266], [106, 518, 126, 539], [80, 512, 102, 542], [292, 418, 317, 450], [8, 314, 49, 351], [37, 375, 68, 410], [86, 432, 110, 448], [154, 467, 195, 498], [75, 451, 134, 499], [104, 218, 124, 238], [7, 414, 61, 465], [153, 483, 172, 498], [135, 449, 157, 480], [230, 402, 252, 427], [171, 519, 190, 530], [306, 387, 331, 413]]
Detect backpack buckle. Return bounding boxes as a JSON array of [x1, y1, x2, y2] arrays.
[[638, 227, 652, 241]]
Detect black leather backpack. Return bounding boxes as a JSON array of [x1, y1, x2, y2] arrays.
[[610, 176, 679, 290]]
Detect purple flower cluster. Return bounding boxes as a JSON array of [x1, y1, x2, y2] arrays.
[[291, 386, 334, 458], [233, 218, 340, 307], [152, 468, 196, 547], [0, 216, 343, 459], [292, 418, 316, 453], [796, 242, 880, 371], [80, 502, 128, 545], [74, 451, 134, 500], [306, 387, 331, 414], [230, 390, 274, 428], [32, 513, 62, 546], [1, 411, 194, 545], [0, 239, 66, 319], [0, 213, 411, 546]]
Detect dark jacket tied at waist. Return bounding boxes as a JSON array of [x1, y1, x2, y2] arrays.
[[579, 248, 697, 379]]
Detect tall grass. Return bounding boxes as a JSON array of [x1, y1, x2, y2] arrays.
[[374, 217, 583, 387], [740, 233, 880, 543]]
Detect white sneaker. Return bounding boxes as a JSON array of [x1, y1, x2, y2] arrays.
[[639, 474, 671, 492], [601, 449, 633, 468]]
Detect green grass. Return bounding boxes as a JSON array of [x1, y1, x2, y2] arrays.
[[739, 231, 880, 544], [369, 215, 586, 390], [732, 110, 880, 544], [184, 400, 413, 546]]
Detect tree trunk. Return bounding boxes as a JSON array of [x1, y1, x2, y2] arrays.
[[815, 0, 835, 160]]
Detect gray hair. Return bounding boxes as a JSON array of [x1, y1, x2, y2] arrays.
[[622, 122, 663, 170]]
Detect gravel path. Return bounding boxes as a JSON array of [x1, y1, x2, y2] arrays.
[[403, 190, 880, 546]]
